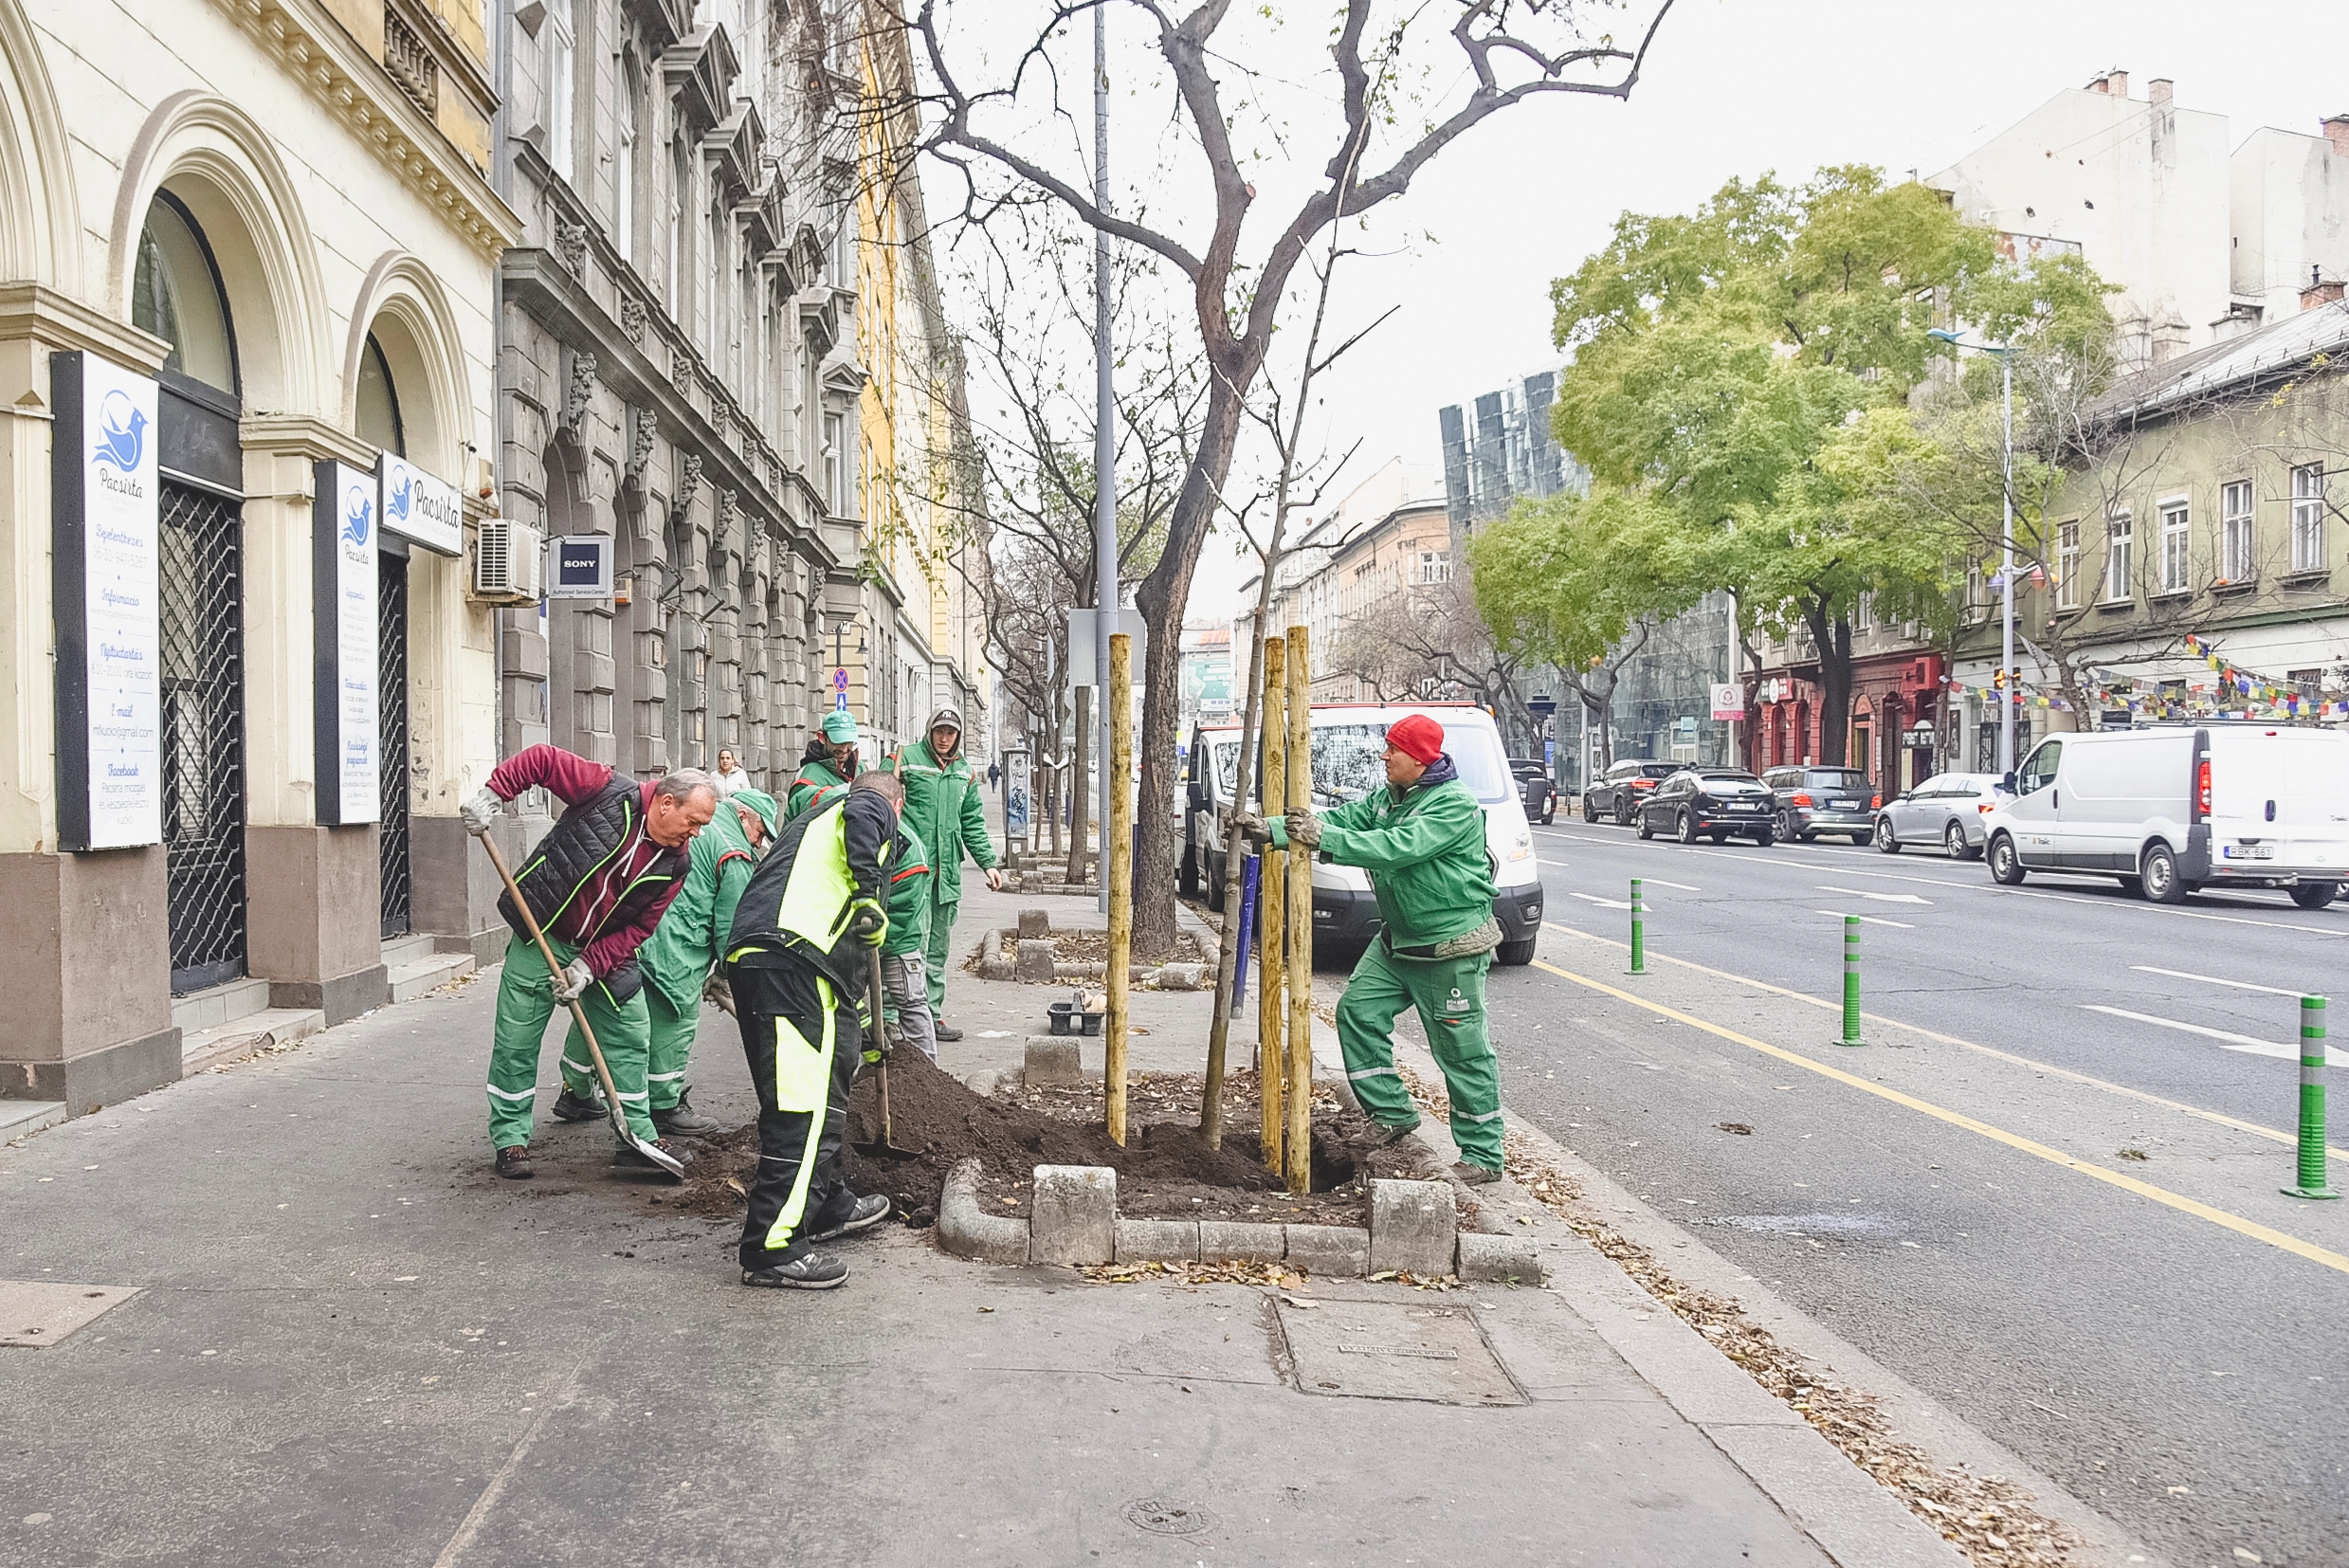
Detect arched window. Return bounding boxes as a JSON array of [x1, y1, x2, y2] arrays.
[[131, 191, 236, 392], [355, 332, 405, 456]]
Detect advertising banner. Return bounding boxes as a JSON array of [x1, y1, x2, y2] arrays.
[[1005, 747, 1032, 847], [314, 461, 380, 824], [51, 352, 163, 850], [378, 451, 464, 556]]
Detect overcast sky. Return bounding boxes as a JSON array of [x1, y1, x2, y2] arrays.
[[939, 2, 2349, 620]]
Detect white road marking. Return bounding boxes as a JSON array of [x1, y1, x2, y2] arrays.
[[1817, 884, 1933, 905], [1641, 878, 1703, 892], [2079, 1005, 2324, 1062], [2129, 966, 2313, 999], [1568, 891, 1633, 910], [1815, 910, 1915, 928]]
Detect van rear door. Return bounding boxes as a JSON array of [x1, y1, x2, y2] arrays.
[[2207, 727, 2349, 877]]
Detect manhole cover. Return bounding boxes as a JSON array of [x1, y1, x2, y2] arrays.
[[1123, 1499, 1212, 1537], [1278, 1300, 1524, 1406]]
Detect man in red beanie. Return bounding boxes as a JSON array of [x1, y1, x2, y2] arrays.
[[1257, 711, 1506, 1182]]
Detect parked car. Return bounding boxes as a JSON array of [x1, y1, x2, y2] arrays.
[[1584, 757, 1673, 825], [1873, 773, 2012, 859], [1510, 758, 1558, 824], [1182, 702, 1545, 964], [1762, 765, 1880, 846], [1983, 723, 2349, 905], [1634, 768, 1776, 845]]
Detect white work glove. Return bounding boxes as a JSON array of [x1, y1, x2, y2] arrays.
[[551, 957, 593, 1003], [460, 786, 505, 838], [1285, 810, 1324, 849]]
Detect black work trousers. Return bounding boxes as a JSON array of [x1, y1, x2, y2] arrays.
[[730, 956, 865, 1268]]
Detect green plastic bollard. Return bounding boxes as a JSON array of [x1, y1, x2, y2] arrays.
[[2285, 994, 2339, 1200], [1628, 878, 1646, 975], [1833, 914, 1866, 1047]]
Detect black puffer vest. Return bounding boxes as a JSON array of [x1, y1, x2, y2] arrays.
[[499, 778, 685, 1002]]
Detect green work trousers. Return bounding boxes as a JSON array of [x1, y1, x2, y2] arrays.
[[1334, 939, 1503, 1170], [923, 894, 958, 1014], [485, 932, 656, 1149], [646, 986, 697, 1113]]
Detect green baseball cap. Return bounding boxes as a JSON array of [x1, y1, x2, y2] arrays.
[[821, 711, 860, 743], [731, 787, 779, 840]]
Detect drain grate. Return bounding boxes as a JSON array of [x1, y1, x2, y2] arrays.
[[1123, 1499, 1212, 1536]]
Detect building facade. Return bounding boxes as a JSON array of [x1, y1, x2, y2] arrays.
[[0, 0, 515, 1112]]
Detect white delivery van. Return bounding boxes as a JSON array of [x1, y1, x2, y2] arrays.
[[1982, 723, 2349, 907], [1179, 702, 1543, 964]]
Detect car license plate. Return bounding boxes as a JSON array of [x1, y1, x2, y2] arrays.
[[1830, 799, 1858, 810], [1729, 802, 1757, 811], [2222, 845, 2275, 860]]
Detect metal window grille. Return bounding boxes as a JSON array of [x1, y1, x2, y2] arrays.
[[2292, 464, 2326, 573], [2221, 480, 2254, 582], [378, 553, 411, 938], [159, 482, 246, 994]]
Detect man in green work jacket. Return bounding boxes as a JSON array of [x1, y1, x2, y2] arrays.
[[1263, 712, 1504, 1184], [638, 787, 778, 1138], [786, 711, 860, 821], [883, 705, 1002, 1040], [878, 820, 937, 1059]]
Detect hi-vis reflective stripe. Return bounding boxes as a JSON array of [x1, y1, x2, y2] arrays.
[[561, 1055, 592, 1077], [1348, 1066, 1401, 1081], [484, 1083, 537, 1101], [646, 1070, 685, 1083], [1454, 1106, 1504, 1123]]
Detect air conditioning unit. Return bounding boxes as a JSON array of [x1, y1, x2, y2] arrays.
[[471, 519, 544, 603]]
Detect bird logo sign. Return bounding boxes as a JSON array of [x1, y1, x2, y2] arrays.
[[387, 467, 414, 527], [342, 483, 372, 549], [92, 388, 148, 475]]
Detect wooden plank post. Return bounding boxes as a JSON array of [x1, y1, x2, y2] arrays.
[[1105, 632, 1134, 1145], [1255, 635, 1287, 1175], [1283, 625, 1313, 1195]]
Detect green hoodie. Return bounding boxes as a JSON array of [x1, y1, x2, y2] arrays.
[[641, 787, 777, 1009], [883, 721, 995, 902], [1271, 757, 1493, 947]]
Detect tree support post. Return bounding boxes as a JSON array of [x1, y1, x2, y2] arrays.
[[1283, 625, 1314, 1196], [1256, 636, 1287, 1175], [1105, 634, 1135, 1145]]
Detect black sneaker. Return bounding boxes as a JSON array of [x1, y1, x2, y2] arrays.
[[611, 1137, 696, 1171], [932, 1022, 964, 1042], [553, 1087, 607, 1122], [741, 1251, 848, 1290], [652, 1095, 721, 1137], [494, 1145, 534, 1180], [808, 1193, 892, 1242], [1368, 1120, 1421, 1149], [1450, 1160, 1502, 1187]]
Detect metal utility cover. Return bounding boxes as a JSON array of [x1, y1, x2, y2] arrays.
[[1279, 1300, 1525, 1406], [0, 1280, 139, 1348]]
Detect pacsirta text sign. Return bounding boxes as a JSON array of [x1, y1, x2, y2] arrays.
[[378, 450, 463, 556], [51, 352, 163, 850]]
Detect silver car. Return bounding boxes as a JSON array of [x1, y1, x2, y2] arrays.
[[1874, 773, 2012, 859]]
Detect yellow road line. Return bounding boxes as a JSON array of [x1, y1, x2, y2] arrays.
[[1530, 955, 2349, 1280], [1541, 920, 2349, 1159]]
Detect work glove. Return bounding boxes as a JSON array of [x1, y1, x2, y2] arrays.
[[702, 972, 737, 1018], [460, 786, 505, 838], [1285, 809, 1324, 849], [550, 957, 593, 1003], [1228, 809, 1271, 848], [848, 898, 889, 948]]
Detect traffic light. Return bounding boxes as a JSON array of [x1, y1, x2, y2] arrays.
[[1993, 669, 2006, 690]]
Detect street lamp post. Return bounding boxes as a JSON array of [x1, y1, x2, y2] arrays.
[[1929, 329, 2016, 775]]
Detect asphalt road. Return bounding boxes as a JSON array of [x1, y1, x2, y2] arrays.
[[1482, 816, 2349, 1568]]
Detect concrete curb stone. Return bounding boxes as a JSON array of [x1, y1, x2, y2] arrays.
[[1195, 1219, 1285, 1263], [938, 1157, 1030, 1264], [1283, 1223, 1369, 1275], [1029, 1165, 1116, 1265], [1113, 1216, 1198, 1263], [1023, 1035, 1082, 1085], [1367, 1177, 1458, 1276], [1456, 1230, 1545, 1284]]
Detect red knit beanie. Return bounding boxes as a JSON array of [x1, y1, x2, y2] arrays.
[[1385, 713, 1446, 765]]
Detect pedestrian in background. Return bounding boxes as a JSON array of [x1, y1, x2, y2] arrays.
[[712, 747, 748, 797]]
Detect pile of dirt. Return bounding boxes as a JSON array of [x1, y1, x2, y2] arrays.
[[672, 1053, 1432, 1230], [1019, 928, 1211, 968]]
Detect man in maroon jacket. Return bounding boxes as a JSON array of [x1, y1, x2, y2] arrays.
[[461, 747, 718, 1179]]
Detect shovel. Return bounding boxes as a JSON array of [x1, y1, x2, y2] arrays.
[[477, 832, 685, 1179], [851, 946, 920, 1161]]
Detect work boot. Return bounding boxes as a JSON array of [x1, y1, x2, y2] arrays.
[[611, 1137, 696, 1171], [652, 1092, 721, 1138], [552, 1086, 607, 1122], [1367, 1119, 1421, 1149], [933, 1022, 964, 1043], [740, 1251, 848, 1290], [1450, 1160, 1502, 1187], [494, 1144, 534, 1180], [808, 1193, 892, 1242]]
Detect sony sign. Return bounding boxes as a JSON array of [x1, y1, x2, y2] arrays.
[[51, 352, 163, 850], [377, 451, 464, 556], [313, 461, 381, 824]]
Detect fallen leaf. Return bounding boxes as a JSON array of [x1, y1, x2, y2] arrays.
[[1715, 1122, 1754, 1136], [977, 1306, 995, 1314], [2117, 1147, 2149, 1161], [723, 1176, 746, 1196], [1279, 1294, 1318, 1309]]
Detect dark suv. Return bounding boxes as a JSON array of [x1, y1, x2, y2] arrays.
[[1761, 766, 1881, 846], [1510, 759, 1558, 824], [1584, 758, 1672, 826], [1636, 768, 1775, 845]]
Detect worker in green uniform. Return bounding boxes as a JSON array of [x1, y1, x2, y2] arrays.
[[786, 711, 860, 821], [1259, 712, 1504, 1184], [878, 820, 936, 1059], [638, 787, 779, 1138], [883, 705, 1002, 1040]]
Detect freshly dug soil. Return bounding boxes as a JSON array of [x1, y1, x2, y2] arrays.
[[1019, 928, 1211, 969], [670, 1053, 1435, 1230]]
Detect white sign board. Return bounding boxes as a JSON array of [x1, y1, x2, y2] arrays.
[[315, 461, 380, 824], [53, 352, 163, 849], [378, 452, 464, 556], [1064, 609, 1149, 687], [548, 533, 613, 599], [1711, 683, 1744, 721]]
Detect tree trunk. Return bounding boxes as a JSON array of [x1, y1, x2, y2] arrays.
[[1809, 608, 1856, 769], [1128, 373, 1248, 960], [1065, 684, 1091, 884]]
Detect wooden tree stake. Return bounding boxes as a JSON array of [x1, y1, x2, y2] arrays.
[[1105, 633, 1134, 1145], [1256, 635, 1286, 1175], [1283, 624, 1314, 1196]]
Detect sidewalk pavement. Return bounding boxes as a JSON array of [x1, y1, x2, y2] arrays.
[[3, 891, 1965, 1567]]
